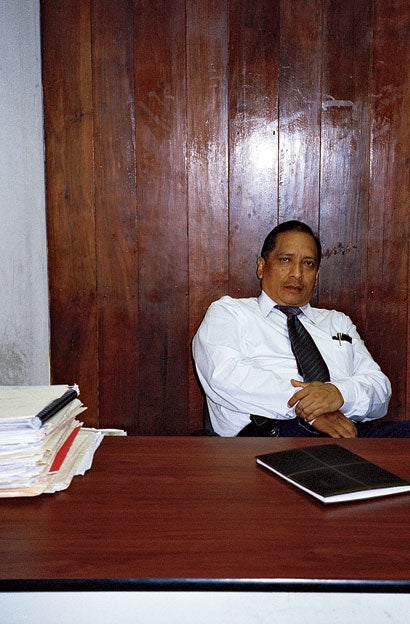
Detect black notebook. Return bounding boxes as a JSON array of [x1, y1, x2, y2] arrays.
[[256, 444, 410, 504]]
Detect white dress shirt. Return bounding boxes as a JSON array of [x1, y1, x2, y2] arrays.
[[192, 291, 391, 436]]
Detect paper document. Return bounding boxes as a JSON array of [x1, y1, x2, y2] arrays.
[[0, 384, 122, 497]]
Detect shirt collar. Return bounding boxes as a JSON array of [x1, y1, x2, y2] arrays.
[[258, 290, 315, 322]]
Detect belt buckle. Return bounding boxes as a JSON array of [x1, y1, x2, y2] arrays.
[[250, 415, 280, 437]]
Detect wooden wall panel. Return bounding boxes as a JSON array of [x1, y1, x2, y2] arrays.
[[367, 0, 410, 418], [134, 0, 189, 434], [229, 0, 280, 298], [318, 0, 372, 325], [92, 0, 138, 431], [186, 0, 229, 429], [42, 0, 98, 426], [41, 0, 410, 432], [278, 0, 322, 227], [278, 0, 323, 305]]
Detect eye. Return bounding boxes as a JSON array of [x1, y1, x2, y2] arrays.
[[304, 260, 317, 268]]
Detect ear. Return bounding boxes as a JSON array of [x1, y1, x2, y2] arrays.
[[315, 267, 320, 283], [256, 256, 265, 279]]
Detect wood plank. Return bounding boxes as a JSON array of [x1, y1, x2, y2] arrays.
[[278, 0, 322, 227], [92, 0, 138, 432], [41, 0, 98, 426], [278, 0, 323, 306], [228, 0, 280, 298], [134, 0, 188, 434], [367, 0, 410, 420], [318, 0, 372, 326], [186, 0, 229, 431]]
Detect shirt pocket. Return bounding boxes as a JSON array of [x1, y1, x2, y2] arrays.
[[326, 337, 355, 377]]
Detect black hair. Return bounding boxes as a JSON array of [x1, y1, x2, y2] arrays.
[[260, 220, 322, 265]]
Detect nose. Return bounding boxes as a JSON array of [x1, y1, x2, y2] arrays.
[[290, 260, 304, 279]]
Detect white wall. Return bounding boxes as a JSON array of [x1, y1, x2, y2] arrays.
[[0, 0, 49, 384], [1, 591, 410, 624]]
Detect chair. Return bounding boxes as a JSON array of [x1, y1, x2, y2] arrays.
[[191, 399, 219, 436]]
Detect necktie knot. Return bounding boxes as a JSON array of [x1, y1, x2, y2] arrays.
[[275, 305, 301, 318]]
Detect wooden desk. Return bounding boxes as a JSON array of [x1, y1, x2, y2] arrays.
[[1, 437, 410, 592]]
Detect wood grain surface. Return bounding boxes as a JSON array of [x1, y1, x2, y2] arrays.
[[41, 0, 410, 433], [1, 437, 410, 586]]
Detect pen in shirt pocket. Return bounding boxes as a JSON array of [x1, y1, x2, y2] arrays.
[[332, 332, 352, 345]]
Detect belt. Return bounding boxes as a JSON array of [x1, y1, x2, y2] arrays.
[[237, 415, 281, 437], [236, 415, 318, 437]]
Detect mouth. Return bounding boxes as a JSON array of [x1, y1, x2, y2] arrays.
[[284, 283, 303, 292]]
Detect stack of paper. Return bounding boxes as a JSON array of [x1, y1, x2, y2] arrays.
[[0, 385, 115, 497]]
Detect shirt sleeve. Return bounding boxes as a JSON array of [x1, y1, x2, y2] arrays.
[[329, 315, 391, 422], [192, 298, 297, 419]]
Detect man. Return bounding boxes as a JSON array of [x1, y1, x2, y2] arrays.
[[193, 220, 410, 437]]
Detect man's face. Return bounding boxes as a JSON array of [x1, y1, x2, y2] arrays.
[[257, 230, 319, 307]]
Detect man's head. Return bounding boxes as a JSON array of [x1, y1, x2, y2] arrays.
[[257, 220, 321, 307]]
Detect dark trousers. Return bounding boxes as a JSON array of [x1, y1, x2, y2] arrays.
[[237, 417, 410, 438]]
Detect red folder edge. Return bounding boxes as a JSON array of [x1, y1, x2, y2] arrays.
[[49, 425, 82, 473]]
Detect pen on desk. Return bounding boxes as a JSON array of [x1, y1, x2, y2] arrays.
[[35, 387, 79, 425]]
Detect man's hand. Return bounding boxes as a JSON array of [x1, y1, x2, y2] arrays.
[[288, 379, 344, 421], [308, 411, 358, 438], [288, 380, 355, 437]]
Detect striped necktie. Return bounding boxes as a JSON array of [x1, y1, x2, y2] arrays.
[[275, 306, 330, 383]]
